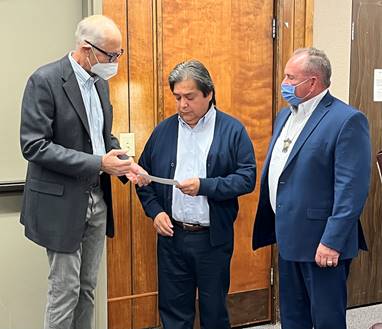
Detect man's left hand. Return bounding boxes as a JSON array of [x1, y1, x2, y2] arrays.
[[177, 178, 200, 196], [315, 243, 340, 267]]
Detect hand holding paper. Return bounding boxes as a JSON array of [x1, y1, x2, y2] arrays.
[[176, 178, 200, 196], [126, 162, 151, 187]]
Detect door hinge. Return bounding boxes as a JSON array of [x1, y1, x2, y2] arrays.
[[270, 267, 274, 286], [272, 17, 277, 39], [351, 21, 355, 41]]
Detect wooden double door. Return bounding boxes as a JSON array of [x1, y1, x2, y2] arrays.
[[347, 0, 382, 307], [103, 1, 312, 328]]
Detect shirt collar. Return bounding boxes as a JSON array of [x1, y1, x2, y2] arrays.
[[290, 88, 328, 120], [178, 105, 216, 131], [68, 52, 99, 88]]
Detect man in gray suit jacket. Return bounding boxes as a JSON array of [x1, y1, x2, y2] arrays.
[[20, 15, 148, 329]]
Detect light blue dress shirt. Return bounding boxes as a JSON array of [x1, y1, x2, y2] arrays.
[[68, 53, 106, 156], [172, 106, 216, 226]]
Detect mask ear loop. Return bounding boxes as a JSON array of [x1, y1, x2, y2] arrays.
[[86, 46, 100, 69], [297, 77, 315, 100], [90, 46, 100, 64]]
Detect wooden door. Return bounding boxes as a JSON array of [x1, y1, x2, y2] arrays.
[[103, 1, 272, 328], [347, 0, 382, 307]]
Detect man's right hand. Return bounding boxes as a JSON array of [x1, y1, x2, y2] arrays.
[[153, 212, 174, 237], [101, 149, 134, 176]]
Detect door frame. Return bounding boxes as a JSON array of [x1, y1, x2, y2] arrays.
[[272, 0, 314, 321]]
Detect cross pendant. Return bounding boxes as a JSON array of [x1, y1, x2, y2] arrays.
[[282, 138, 292, 153]]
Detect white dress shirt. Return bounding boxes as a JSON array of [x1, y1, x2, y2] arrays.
[[172, 106, 216, 226], [68, 53, 106, 156], [268, 89, 328, 212]]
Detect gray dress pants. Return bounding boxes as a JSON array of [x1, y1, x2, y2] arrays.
[[44, 187, 107, 329]]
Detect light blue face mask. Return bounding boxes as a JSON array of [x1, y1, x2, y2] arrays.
[[281, 78, 311, 106]]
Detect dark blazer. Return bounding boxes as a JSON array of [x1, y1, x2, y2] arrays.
[[20, 55, 126, 253], [252, 92, 371, 261], [136, 109, 256, 246]]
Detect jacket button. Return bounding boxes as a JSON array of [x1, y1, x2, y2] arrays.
[[170, 162, 175, 167]]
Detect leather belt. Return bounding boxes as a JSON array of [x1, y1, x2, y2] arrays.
[[172, 219, 209, 232]]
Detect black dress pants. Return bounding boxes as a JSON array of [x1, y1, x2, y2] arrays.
[[157, 226, 233, 329]]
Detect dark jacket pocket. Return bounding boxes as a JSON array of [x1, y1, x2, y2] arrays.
[[306, 208, 331, 220], [29, 179, 64, 196]]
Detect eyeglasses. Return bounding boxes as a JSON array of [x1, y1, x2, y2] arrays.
[[85, 40, 124, 63]]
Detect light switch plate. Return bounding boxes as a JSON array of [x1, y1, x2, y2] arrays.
[[119, 133, 135, 157]]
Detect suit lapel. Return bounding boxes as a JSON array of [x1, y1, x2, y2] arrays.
[[61, 56, 91, 136], [95, 79, 110, 128], [95, 80, 111, 146], [282, 92, 333, 172]]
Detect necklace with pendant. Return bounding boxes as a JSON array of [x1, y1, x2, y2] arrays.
[[282, 113, 310, 153], [282, 138, 292, 153]]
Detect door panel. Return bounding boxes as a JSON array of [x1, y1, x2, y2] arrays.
[[103, 1, 133, 328], [348, 0, 382, 307]]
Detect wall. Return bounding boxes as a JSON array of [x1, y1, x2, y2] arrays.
[[0, 195, 48, 329], [313, 0, 352, 102]]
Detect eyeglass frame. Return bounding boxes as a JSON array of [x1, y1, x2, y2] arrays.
[[85, 40, 124, 63]]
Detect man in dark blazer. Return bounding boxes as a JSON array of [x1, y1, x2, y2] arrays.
[[252, 48, 371, 329], [20, 15, 148, 329], [136, 60, 256, 329]]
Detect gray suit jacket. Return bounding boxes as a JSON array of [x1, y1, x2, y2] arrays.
[[20, 55, 126, 253]]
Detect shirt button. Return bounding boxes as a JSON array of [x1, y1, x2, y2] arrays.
[[170, 162, 175, 167]]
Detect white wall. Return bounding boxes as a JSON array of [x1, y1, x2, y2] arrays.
[[313, 0, 353, 103], [0, 195, 48, 329]]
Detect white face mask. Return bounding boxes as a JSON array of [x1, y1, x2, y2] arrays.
[[91, 62, 118, 80], [88, 48, 118, 80]]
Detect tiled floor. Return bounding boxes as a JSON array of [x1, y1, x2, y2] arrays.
[[245, 303, 382, 329]]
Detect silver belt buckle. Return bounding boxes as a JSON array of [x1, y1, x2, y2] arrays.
[[182, 222, 194, 229]]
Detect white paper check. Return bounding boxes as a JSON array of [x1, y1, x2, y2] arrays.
[[138, 173, 179, 186]]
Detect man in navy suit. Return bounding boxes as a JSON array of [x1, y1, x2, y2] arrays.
[[136, 60, 256, 329], [252, 48, 371, 329]]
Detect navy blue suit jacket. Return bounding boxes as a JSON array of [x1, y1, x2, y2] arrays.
[[136, 109, 256, 246], [252, 92, 371, 261]]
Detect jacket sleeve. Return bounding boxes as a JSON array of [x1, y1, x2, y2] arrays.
[[320, 111, 371, 252], [135, 132, 165, 220], [198, 126, 256, 201], [20, 72, 102, 177]]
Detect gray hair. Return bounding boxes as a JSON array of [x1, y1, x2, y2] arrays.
[[168, 60, 216, 106], [293, 47, 332, 87], [75, 15, 119, 48]]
